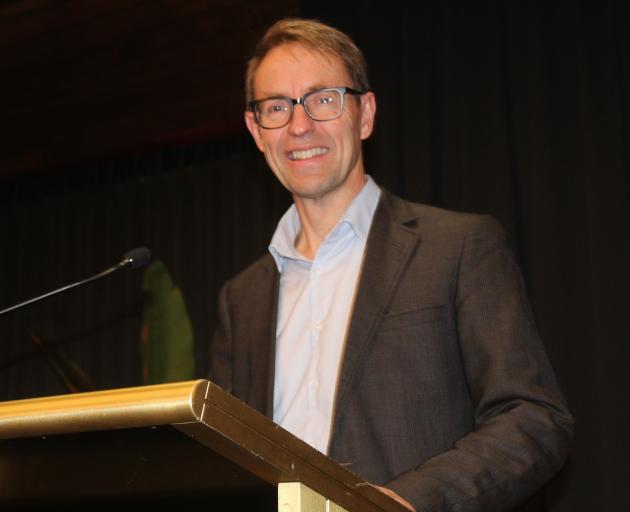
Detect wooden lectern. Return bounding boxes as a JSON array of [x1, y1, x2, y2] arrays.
[[0, 380, 408, 511]]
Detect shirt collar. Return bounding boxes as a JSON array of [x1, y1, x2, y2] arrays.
[[269, 175, 381, 272]]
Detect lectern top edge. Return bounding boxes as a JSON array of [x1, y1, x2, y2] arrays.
[[0, 379, 207, 440], [0, 380, 409, 512]]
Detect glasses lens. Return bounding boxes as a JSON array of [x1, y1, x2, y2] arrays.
[[304, 89, 343, 121], [256, 98, 292, 128]]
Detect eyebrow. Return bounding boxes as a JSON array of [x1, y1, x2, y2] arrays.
[[255, 83, 331, 101]]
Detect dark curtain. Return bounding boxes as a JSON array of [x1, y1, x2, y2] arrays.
[[0, 139, 290, 399], [1, 3, 628, 512], [299, 3, 630, 512]]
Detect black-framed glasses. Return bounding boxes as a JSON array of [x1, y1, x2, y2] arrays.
[[248, 86, 364, 129]]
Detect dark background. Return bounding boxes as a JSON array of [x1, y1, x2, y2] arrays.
[[1, 2, 628, 511]]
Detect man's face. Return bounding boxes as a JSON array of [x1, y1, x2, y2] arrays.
[[245, 44, 376, 202]]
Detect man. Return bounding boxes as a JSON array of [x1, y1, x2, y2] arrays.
[[210, 18, 573, 512]]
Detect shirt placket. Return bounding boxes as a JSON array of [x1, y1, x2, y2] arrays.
[[307, 260, 323, 445]]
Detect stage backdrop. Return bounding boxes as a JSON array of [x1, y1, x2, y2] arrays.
[[1, 3, 628, 512]]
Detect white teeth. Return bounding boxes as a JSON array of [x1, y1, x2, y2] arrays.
[[289, 147, 328, 160]]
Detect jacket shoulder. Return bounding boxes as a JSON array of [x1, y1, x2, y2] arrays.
[[222, 253, 277, 297], [381, 191, 507, 240]]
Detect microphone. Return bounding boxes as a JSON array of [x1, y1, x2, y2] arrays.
[[0, 247, 151, 316], [118, 247, 151, 270]]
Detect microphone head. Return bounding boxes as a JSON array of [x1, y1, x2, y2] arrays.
[[122, 247, 151, 269]]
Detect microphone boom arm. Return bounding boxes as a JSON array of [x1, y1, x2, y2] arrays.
[[0, 247, 150, 316]]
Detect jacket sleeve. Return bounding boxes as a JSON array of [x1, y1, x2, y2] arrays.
[[208, 281, 233, 393], [385, 216, 574, 512]]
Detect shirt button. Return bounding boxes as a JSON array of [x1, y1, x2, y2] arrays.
[[314, 322, 323, 332]]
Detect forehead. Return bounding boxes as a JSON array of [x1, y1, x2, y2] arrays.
[[253, 43, 351, 97]]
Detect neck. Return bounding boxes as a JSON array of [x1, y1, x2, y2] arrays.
[[293, 173, 366, 260]]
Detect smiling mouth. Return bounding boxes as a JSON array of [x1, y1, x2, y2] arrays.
[[288, 147, 329, 161]]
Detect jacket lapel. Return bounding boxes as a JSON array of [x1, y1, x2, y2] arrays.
[[241, 255, 279, 418], [332, 191, 421, 420]]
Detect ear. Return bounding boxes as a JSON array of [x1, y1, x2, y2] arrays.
[[359, 91, 376, 140], [245, 111, 266, 153]]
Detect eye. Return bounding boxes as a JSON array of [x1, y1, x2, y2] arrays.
[[269, 102, 288, 113], [307, 89, 341, 109], [314, 93, 336, 104], [260, 100, 289, 116]]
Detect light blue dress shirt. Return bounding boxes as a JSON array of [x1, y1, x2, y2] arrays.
[[269, 176, 381, 454]]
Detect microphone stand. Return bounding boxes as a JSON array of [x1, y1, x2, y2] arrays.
[[0, 247, 150, 316]]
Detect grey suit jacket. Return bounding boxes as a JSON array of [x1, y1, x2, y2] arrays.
[[210, 190, 573, 512]]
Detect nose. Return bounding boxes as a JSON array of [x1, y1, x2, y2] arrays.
[[287, 104, 314, 136]]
